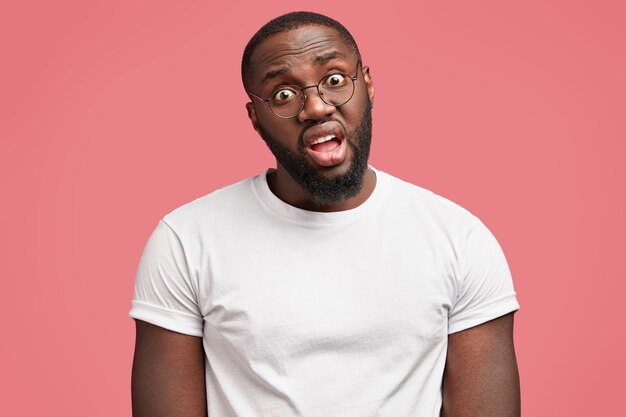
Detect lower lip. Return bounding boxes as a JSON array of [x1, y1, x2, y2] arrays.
[[305, 139, 348, 167]]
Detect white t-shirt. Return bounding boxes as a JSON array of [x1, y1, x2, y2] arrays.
[[130, 168, 519, 417]]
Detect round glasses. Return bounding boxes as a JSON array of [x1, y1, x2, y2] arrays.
[[248, 60, 360, 119]]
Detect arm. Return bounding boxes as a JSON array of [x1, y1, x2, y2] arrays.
[[131, 320, 208, 417], [441, 313, 520, 417]]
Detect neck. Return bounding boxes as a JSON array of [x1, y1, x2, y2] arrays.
[[266, 167, 376, 212]]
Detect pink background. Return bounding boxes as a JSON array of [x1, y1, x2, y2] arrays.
[[1, 0, 624, 415]]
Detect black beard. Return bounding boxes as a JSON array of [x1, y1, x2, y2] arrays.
[[258, 101, 373, 207]]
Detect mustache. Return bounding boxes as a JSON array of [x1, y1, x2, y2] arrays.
[[297, 116, 347, 149]]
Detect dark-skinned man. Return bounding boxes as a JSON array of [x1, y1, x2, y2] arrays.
[[130, 11, 520, 417]]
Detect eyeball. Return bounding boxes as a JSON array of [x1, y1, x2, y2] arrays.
[[273, 88, 298, 102], [325, 74, 346, 87]]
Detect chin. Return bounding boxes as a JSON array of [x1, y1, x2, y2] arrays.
[[260, 100, 373, 206]]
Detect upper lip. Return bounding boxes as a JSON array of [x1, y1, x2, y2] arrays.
[[301, 121, 345, 148]]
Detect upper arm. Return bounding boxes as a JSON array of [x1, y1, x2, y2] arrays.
[[131, 320, 207, 417], [441, 312, 520, 417], [130, 220, 207, 415]]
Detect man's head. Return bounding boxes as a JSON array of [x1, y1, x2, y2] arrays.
[[241, 12, 362, 92], [242, 12, 375, 207]]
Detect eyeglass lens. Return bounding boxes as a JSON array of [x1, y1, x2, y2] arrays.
[[269, 72, 355, 118]]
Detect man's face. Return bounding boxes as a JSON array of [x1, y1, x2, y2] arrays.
[[246, 25, 375, 206]]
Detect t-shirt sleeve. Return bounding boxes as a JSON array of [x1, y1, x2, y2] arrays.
[[129, 220, 204, 337], [448, 218, 519, 334]]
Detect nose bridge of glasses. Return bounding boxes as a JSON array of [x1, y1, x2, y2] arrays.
[[301, 83, 324, 100], [296, 82, 336, 120]]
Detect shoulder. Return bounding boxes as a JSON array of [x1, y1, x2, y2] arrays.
[[376, 169, 479, 232], [161, 175, 261, 236]]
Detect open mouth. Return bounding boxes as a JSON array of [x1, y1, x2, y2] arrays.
[[302, 122, 348, 167], [309, 134, 342, 153]]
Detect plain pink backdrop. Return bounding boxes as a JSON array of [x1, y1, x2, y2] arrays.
[[1, 0, 624, 415]]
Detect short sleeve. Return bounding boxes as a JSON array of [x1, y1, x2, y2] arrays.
[[448, 218, 519, 334], [129, 220, 204, 337]]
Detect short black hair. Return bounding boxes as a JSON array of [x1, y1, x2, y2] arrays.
[[241, 11, 361, 90]]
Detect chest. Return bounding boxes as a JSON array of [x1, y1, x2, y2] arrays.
[[199, 221, 456, 364]]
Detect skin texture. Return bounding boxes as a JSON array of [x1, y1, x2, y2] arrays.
[[442, 313, 521, 417], [131, 320, 207, 417], [131, 23, 520, 416], [255, 98, 373, 207], [245, 25, 376, 212]]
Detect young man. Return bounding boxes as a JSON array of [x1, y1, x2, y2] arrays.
[[130, 12, 520, 417]]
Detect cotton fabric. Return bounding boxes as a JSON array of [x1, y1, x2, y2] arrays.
[[130, 168, 519, 417]]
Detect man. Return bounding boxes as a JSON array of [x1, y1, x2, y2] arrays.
[[130, 11, 520, 417]]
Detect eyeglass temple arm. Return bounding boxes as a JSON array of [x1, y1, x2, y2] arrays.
[[352, 59, 361, 81], [247, 91, 269, 103]]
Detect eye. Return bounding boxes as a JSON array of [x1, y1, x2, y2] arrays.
[[323, 73, 347, 87], [272, 88, 298, 102]]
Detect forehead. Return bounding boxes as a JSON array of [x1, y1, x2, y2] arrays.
[[249, 25, 354, 82]]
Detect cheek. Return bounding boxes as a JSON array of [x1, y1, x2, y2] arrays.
[[340, 83, 370, 119], [341, 98, 368, 128], [353, 81, 372, 106], [258, 117, 301, 145], [254, 105, 275, 125]]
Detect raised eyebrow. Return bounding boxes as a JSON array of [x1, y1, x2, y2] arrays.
[[313, 51, 346, 65], [261, 52, 348, 83], [263, 67, 290, 83]]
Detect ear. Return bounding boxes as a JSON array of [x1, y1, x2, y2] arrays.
[[362, 66, 375, 107], [245, 102, 260, 133]]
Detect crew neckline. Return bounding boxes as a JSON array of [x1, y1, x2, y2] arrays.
[[253, 166, 387, 225]]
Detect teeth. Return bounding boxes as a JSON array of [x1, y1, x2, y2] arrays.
[[311, 135, 336, 145]]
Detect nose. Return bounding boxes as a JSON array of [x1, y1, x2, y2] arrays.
[[296, 85, 336, 122]]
